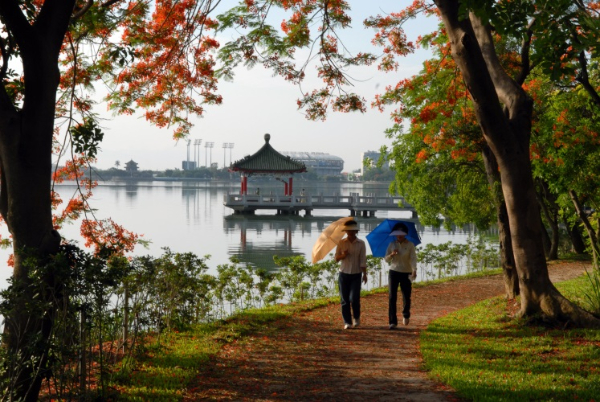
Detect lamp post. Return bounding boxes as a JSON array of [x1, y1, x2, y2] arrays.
[[228, 143, 234, 165], [186, 139, 191, 170], [222, 142, 235, 167], [194, 139, 202, 168], [205, 142, 214, 167]]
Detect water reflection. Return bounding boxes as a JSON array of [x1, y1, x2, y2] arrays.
[[125, 183, 140, 199]]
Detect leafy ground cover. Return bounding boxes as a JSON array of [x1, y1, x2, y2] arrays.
[[421, 265, 600, 401], [112, 261, 588, 401]]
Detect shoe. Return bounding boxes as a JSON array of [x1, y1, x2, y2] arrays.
[[403, 317, 410, 326], [344, 323, 351, 330], [353, 318, 360, 327], [389, 324, 397, 330]]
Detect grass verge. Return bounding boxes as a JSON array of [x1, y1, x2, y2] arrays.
[[421, 273, 600, 401]]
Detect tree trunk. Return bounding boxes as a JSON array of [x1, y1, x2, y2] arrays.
[[434, 0, 600, 326], [563, 217, 586, 255], [569, 190, 600, 269], [536, 179, 559, 260], [539, 214, 552, 259], [481, 146, 519, 298], [0, 1, 76, 399], [0, 94, 62, 402]]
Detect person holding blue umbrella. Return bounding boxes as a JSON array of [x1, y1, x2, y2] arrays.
[[384, 222, 417, 329]]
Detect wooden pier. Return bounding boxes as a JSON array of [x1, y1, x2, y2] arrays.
[[223, 193, 415, 217]]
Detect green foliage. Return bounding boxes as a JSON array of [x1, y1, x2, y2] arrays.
[[582, 268, 600, 315], [273, 255, 339, 302], [129, 249, 214, 332], [416, 237, 499, 280], [0, 244, 129, 400], [530, 77, 600, 199], [362, 166, 395, 182], [366, 255, 385, 288], [70, 118, 105, 159], [461, 0, 599, 83], [527, 72, 600, 263]]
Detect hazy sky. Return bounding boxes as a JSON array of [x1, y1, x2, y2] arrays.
[[92, 1, 437, 173]]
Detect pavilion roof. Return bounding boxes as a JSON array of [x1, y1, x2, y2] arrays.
[[230, 134, 307, 174]]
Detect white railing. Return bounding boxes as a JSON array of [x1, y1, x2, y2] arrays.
[[223, 193, 412, 211]]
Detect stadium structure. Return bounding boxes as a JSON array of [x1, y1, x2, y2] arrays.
[[281, 152, 344, 177]]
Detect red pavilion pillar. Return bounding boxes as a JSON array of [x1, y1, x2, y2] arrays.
[[289, 176, 293, 195], [241, 175, 248, 195]]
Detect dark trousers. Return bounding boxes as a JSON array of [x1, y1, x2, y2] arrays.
[[338, 272, 362, 325], [388, 270, 412, 325]]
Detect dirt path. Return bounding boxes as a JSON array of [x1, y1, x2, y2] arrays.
[[185, 262, 590, 401]]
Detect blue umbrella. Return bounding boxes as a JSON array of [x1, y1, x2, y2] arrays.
[[366, 219, 421, 257]]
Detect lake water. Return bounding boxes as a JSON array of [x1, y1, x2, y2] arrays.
[[0, 181, 484, 290]]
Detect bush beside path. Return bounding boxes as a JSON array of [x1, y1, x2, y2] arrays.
[[184, 262, 590, 401]]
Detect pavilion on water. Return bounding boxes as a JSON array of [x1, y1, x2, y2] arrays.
[[225, 136, 413, 216], [230, 133, 306, 196]]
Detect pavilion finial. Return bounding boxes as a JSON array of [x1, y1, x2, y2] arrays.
[[264, 133, 271, 143]]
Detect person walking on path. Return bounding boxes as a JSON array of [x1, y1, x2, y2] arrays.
[[335, 220, 367, 329], [385, 222, 417, 329]]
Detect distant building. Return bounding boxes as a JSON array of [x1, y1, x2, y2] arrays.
[[281, 152, 344, 176], [125, 159, 139, 173], [182, 161, 197, 170], [361, 151, 389, 175]]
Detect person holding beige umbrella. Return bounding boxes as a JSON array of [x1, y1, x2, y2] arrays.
[[312, 217, 367, 329]]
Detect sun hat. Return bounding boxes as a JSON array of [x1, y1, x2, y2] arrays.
[[390, 230, 407, 236], [341, 221, 359, 231], [390, 222, 408, 237]]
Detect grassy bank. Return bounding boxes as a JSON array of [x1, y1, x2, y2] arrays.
[[421, 272, 600, 401]]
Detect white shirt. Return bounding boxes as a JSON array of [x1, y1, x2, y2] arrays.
[[335, 237, 367, 274], [384, 239, 417, 273]]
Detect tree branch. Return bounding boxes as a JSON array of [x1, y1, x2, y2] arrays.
[[433, 0, 511, 150], [102, 0, 123, 6], [515, 18, 535, 85], [468, 12, 526, 111], [576, 50, 600, 108], [569, 189, 600, 263], [71, 0, 94, 21], [0, 35, 16, 112], [35, 0, 78, 53], [0, 0, 33, 51], [0, 157, 7, 226]]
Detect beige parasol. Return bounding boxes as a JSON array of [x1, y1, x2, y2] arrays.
[[311, 217, 356, 264]]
